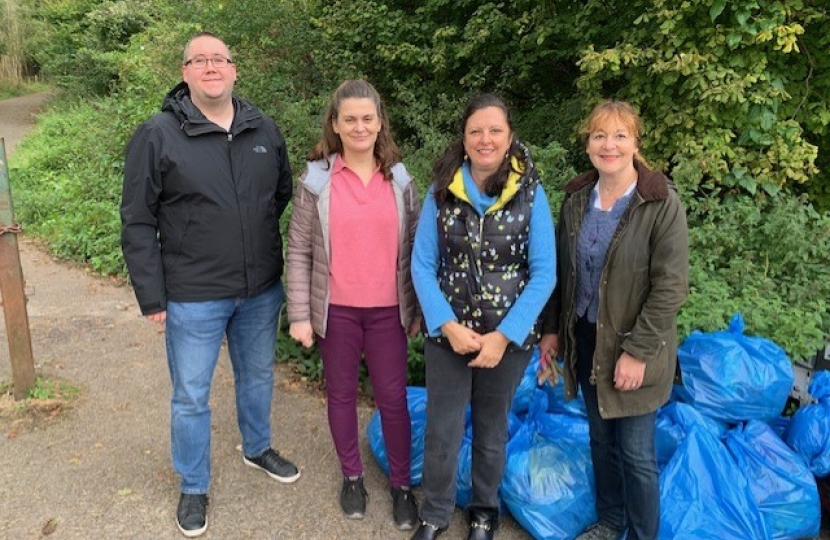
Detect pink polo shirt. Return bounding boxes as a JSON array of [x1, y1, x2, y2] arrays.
[[328, 155, 399, 307]]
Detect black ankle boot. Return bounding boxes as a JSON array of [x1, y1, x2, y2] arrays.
[[466, 508, 498, 540], [410, 521, 446, 540]]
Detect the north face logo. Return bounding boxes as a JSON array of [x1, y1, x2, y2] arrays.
[[252, 145, 268, 154]]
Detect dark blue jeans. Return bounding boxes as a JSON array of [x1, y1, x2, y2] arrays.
[[576, 318, 659, 540], [418, 339, 531, 528]]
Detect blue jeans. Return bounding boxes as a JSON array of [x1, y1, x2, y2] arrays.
[[576, 317, 659, 540], [165, 282, 282, 494]]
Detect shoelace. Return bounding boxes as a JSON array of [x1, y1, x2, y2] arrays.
[[261, 451, 290, 470], [344, 479, 365, 493], [183, 495, 207, 514]]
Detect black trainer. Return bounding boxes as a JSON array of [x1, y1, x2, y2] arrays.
[[340, 476, 368, 519], [176, 493, 208, 538], [243, 448, 301, 483], [391, 487, 418, 530]]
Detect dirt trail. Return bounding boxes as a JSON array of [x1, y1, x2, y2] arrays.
[[0, 93, 534, 540]]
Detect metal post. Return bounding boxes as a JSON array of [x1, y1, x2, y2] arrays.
[[0, 137, 35, 400]]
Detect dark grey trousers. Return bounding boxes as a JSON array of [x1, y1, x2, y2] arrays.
[[418, 339, 531, 527]]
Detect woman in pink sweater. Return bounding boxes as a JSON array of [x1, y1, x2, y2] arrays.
[[285, 79, 421, 530]]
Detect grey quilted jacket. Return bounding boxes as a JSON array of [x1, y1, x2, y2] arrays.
[[285, 155, 420, 337]]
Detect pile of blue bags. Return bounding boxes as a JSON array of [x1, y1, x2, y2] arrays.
[[367, 313, 823, 539]]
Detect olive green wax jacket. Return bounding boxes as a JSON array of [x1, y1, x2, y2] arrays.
[[541, 161, 689, 419]]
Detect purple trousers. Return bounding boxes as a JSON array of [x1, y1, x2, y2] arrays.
[[317, 304, 412, 487]]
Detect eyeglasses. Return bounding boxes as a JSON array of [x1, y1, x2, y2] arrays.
[[184, 56, 234, 69]]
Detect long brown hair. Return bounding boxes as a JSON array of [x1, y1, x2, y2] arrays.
[[580, 100, 651, 168], [307, 79, 401, 181], [432, 93, 524, 203]]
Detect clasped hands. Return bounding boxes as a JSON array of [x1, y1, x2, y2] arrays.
[[441, 321, 509, 368]]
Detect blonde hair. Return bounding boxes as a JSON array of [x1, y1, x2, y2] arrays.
[[580, 100, 650, 167]]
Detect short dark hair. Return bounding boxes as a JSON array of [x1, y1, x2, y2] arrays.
[[182, 32, 230, 65]]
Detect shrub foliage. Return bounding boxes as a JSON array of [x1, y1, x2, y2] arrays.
[[5, 0, 830, 378]]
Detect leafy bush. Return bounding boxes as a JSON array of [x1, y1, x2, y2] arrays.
[[681, 192, 830, 361], [10, 98, 129, 274], [7, 0, 830, 385]]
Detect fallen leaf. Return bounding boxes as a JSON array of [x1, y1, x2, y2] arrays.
[[42, 518, 58, 535]]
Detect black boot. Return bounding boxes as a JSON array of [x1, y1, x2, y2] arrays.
[[466, 507, 498, 540], [410, 521, 446, 540]]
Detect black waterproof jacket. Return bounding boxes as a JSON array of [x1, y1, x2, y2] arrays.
[[121, 82, 293, 315]]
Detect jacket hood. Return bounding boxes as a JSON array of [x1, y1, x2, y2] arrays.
[[161, 82, 202, 122], [564, 159, 673, 201], [160, 81, 263, 136], [301, 154, 413, 196]]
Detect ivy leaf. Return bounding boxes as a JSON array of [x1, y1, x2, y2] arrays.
[[738, 175, 758, 195], [709, 0, 727, 22]]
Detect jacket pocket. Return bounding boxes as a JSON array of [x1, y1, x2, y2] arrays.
[[640, 335, 668, 388]]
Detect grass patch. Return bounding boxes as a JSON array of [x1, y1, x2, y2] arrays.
[[0, 376, 81, 437], [0, 80, 51, 100]]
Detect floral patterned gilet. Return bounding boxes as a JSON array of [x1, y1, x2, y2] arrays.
[[435, 168, 539, 350]]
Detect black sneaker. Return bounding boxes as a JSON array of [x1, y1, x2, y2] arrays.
[[340, 476, 368, 519], [243, 448, 301, 483], [391, 487, 418, 530], [176, 493, 208, 538]]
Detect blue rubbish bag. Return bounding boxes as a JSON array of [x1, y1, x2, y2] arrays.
[[785, 370, 830, 477], [724, 421, 820, 540], [674, 313, 793, 423], [456, 407, 523, 508], [655, 402, 727, 469], [766, 416, 791, 440], [367, 386, 426, 485], [500, 391, 596, 540], [512, 347, 542, 416], [512, 347, 587, 418], [538, 362, 588, 418], [659, 426, 770, 540]]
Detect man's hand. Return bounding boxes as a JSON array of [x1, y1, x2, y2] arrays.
[[407, 317, 422, 339], [538, 333, 559, 368], [146, 311, 166, 324]]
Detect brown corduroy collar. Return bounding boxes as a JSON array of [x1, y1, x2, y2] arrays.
[[564, 160, 670, 201]]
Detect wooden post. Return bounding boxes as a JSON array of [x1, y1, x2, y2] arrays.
[[0, 137, 35, 400]]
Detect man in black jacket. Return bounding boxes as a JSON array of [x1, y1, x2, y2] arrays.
[[121, 32, 298, 538]]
